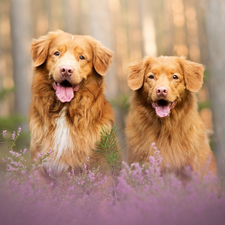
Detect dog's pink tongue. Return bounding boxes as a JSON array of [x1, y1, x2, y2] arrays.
[[56, 85, 74, 103], [154, 105, 170, 118]]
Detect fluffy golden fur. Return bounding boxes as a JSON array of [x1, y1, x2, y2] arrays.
[[29, 30, 117, 176], [126, 56, 217, 179]]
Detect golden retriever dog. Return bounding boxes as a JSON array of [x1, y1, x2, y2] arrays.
[[29, 30, 118, 178], [126, 56, 217, 181]]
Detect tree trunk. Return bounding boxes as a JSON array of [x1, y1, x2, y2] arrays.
[[87, 0, 127, 157], [63, 0, 80, 34], [139, 0, 157, 57], [205, 0, 225, 175], [9, 0, 31, 116], [87, 0, 118, 100]]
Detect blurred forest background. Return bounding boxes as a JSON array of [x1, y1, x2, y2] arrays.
[[0, 0, 225, 174]]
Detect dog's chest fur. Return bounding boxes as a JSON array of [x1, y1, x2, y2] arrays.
[[42, 107, 73, 175], [54, 107, 72, 161]]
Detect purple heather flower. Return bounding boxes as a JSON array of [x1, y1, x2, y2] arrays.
[[17, 127, 21, 136], [33, 171, 38, 176], [9, 150, 15, 156], [23, 148, 27, 155], [154, 150, 160, 156], [47, 168, 51, 174], [10, 160, 19, 167], [67, 172, 72, 177], [47, 148, 53, 155], [151, 142, 157, 150], [83, 163, 87, 171], [69, 186, 74, 191], [149, 156, 155, 164], [2, 158, 5, 163], [6, 164, 18, 171], [3, 130, 7, 138], [88, 172, 95, 181], [37, 152, 43, 159], [15, 152, 21, 157], [12, 131, 16, 140]]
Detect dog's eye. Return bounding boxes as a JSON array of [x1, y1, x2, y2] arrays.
[[54, 51, 60, 56], [79, 55, 85, 60], [148, 75, 155, 79], [173, 75, 178, 79]]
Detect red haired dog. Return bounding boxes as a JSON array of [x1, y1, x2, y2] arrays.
[[29, 30, 117, 177], [126, 56, 217, 180]]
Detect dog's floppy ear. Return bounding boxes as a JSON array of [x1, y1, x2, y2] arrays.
[[127, 60, 144, 90], [179, 57, 204, 92], [87, 37, 113, 76], [31, 35, 51, 67], [30, 30, 63, 67]]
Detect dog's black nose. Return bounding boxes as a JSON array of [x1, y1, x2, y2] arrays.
[[156, 86, 168, 97], [60, 65, 74, 77]]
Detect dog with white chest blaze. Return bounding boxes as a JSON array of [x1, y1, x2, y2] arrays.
[[29, 30, 120, 179]]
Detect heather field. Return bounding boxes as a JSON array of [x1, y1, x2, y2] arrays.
[[1, 1, 225, 224], [0, 128, 225, 225]]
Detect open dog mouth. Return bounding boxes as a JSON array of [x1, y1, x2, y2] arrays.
[[152, 99, 176, 118], [53, 79, 83, 103]]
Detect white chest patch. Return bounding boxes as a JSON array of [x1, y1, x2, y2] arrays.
[[54, 107, 72, 161]]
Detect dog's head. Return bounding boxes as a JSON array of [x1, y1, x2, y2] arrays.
[[127, 56, 204, 118], [31, 30, 113, 103]]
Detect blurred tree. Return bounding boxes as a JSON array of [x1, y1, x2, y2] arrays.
[[139, 0, 157, 57], [150, 0, 174, 56], [87, 0, 118, 100], [194, 0, 208, 65], [127, 0, 143, 61], [63, 0, 80, 34], [0, 0, 14, 117], [205, 0, 225, 174], [184, 0, 200, 62], [109, 0, 129, 94], [87, 0, 128, 156], [9, 0, 31, 117], [0, 1, 3, 103]]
